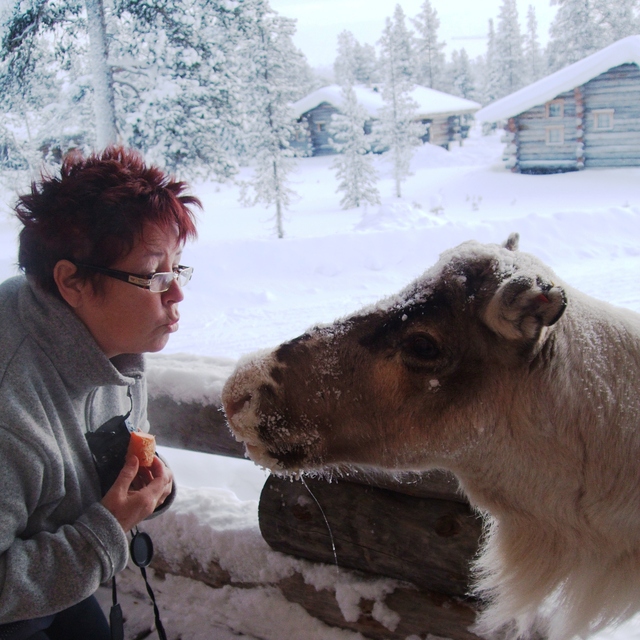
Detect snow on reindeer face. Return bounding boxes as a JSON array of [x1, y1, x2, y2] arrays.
[[222, 236, 567, 474]]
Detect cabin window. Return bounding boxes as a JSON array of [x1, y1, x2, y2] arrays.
[[593, 109, 614, 130], [546, 100, 564, 118], [545, 126, 564, 145], [316, 122, 326, 132]]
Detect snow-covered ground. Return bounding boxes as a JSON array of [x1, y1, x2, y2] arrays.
[[1, 128, 640, 639]]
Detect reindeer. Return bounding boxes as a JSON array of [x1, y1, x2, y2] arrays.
[[222, 234, 640, 640]]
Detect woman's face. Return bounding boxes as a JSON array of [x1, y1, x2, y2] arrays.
[[71, 224, 187, 359]]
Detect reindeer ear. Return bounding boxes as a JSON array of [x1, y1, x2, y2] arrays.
[[503, 232, 519, 251], [483, 275, 567, 342]]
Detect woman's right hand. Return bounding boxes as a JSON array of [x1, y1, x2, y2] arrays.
[[101, 454, 173, 532]]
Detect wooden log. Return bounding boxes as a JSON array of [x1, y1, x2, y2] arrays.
[[343, 467, 467, 503], [278, 573, 481, 640], [259, 475, 483, 598], [151, 548, 482, 640], [148, 395, 246, 459]]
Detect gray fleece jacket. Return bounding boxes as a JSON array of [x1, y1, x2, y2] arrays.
[[0, 275, 150, 623]]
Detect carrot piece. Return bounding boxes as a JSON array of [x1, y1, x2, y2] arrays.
[[127, 431, 156, 467]]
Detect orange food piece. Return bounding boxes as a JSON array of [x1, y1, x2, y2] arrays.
[[127, 431, 156, 467]]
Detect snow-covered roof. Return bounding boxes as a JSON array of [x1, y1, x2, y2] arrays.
[[476, 35, 640, 123], [291, 84, 481, 120]]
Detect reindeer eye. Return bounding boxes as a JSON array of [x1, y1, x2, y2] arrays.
[[402, 334, 440, 362]]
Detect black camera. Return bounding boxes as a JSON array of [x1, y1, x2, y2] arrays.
[[85, 414, 134, 496]]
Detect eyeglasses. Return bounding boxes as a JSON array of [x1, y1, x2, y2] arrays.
[[72, 262, 194, 293]]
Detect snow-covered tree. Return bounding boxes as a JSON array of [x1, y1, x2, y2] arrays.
[[114, 0, 244, 181], [448, 48, 476, 100], [412, 0, 446, 89], [353, 41, 380, 85], [493, 0, 526, 98], [379, 5, 416, 85], [479, 19, 501, 105], [85, 0, 116, 147], [0, 121, 29, 171], [238, 0, 306, 238], [598, 0, 640, 41], [334, 30, 358, 86], [377, 8, 424, 198], [329, 82, 380, 209], [0, 2, 82, 167], [524, 5, 545, 84], [0, 0, 315, 185], [0, 0, 117, 151], [546, 0, 606, 71], [334, 32, 382, 87]]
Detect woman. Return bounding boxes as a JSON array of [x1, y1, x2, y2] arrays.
[[0, 146, 200, 639]]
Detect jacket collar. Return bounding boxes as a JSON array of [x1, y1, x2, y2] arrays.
[[19, 277, 145, 394]]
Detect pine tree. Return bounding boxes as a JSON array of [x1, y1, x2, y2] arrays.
[[0, 0, 117, 150], [377, 7, 424, 198], [448, 49, 476, 100], [546, 0, 606, 71], [329, 81, 380, 209], [335, 32, 382, 87], [334, 30, 358, 86], [598, 0, 640, 41], [481, 19, 502, 105], [0, 120, 29, 170], [524, 5, 545, 84], [1, 8, 100, 171], [114, 0, 244, 181], [412, 0, 446, 89], [0, 0, 287, 181], [381, 5, 417, 85], [238, 0, 306, 238], [353, 41, 380, 85], [493, 0, 526, 98], [85, 0, 117, 147]]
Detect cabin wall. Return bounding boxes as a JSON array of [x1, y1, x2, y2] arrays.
[[299, 103, 477, 156], [582, 63, 640, 168], [509, 62, 640, 172], [429, 115, 472, 148], [429, 117, 450, 147], [290, 121, 312, 156], [515, 90, 579, 173], [303, 102, 340, 156]]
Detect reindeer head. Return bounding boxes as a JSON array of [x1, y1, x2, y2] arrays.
[[222, 234, 567, 475]]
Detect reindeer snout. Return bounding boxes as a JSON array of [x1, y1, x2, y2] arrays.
[[223, 391, 252, 420], [222, 350, 280, 443], [221, 373, 259, 443]]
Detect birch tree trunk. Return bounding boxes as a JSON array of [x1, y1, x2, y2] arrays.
[[85, 0, 118, 148]]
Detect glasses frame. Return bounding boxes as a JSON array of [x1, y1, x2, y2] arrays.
[[71, 262, 193, 293]]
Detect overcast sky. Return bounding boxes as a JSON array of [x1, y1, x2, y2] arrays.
[[269, 0, 558, 71]]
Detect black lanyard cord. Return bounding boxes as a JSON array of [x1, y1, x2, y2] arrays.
[[108, 529, 167, 640], [110, 576, 124, 640], [139, 564, 168, 640], [130, 527, 167, 640]]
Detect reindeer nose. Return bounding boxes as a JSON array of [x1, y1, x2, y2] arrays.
[[224, 392, 252, 420]]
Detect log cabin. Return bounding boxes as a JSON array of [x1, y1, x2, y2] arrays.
[[476, 36, 640, 173], [291, 84, 480, 156]]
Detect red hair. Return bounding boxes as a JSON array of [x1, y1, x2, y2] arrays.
[[16, 146, 200, 297]]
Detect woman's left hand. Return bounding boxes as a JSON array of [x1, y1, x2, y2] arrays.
[[101, 455, 174, 532]]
